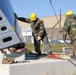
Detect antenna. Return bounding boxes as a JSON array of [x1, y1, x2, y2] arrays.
[[49, 0, 59, 22]]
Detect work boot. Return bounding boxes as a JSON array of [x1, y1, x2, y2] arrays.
[[44, 51, 52, 58], [36, 51, 41, 57]]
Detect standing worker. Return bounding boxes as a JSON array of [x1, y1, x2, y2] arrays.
[[14, 13, 52, 56], [63, 10, 76, 59]]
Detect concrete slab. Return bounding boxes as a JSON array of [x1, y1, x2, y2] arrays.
[[0, 55, 76, 75]]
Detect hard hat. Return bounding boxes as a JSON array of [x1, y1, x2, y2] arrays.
[[66, 10, 74, 16], [30, 13, 37, 21]]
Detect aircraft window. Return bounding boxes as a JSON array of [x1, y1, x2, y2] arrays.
[[0, 17, 2, 21], [3, 37, 12, 42], [1, 26, 7, 31]]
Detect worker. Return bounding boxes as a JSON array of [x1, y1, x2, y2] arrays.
[[2, 43, 25, 64], [10, 43, 25, 52], [14, 13, 52, 56], [63, 10, 76, 59], [2, 43, 25, 53]]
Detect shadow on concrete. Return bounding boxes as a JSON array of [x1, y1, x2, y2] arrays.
[[25, 53, 47, 60]]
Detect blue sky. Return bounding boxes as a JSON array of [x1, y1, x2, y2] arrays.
[[10, 0, 76, 18]]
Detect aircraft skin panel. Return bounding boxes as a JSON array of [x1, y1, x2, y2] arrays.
[[0, 0, 24, 49], [0, 10, 7, 23], [0, 0, 14, 26], [0, 9, 21, 49], [0, 10, 13, 35], [0, 31, 20, 49], [0, 21, 13, 35]]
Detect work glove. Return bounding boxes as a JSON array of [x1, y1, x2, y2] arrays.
[[37, 36, 41, 41], [14, 13, 18, 19]]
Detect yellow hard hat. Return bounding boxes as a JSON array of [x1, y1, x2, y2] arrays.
[[30, 13, 37, 21], [66, 10, 74, 16]]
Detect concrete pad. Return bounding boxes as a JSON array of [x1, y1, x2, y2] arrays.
[[0, 64, 10, 75], [0, 57, 76, 75]]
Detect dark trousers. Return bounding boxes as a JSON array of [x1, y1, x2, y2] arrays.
[[34, 36, 41, 54]]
